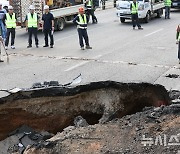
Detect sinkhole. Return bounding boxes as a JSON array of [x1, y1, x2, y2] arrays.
[[0, 81, 170, 141]]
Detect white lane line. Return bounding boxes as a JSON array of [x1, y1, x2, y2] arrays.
[[65, 61, 89, 72], [144, 28, 163, 37], [64, 54, 102, 72]]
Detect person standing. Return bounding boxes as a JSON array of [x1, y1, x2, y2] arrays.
[[0, 3, 7, 41], [25, 5, 39, 48], [164, 0, 171, 19], [130, 0, 143, 30], [176, 24, 180, 64], [4, 6, 17, 50], [42, 5, 54, 48], [85, 0, 97, 24], [73, 7, 92, 50]]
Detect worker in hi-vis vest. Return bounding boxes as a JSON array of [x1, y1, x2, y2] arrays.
[[85, 0, 97, 24], [130, 0, 143, 30], [73, 7, 92, 50], [3, 6, 17, 50], [25, 5, 39, 48], [164, 0, 171, 19]]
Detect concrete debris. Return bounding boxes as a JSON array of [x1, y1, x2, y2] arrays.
[[74, 116, 89, 127], [165, 74, 179, 78], [0, 125, 54, 154]]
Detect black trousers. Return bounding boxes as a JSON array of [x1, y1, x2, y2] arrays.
[[132, 14, 141, 28], [77, 28, 89, 47], [86, 9, 97, 23], [43, 29, 54, 46], [178, 41, 180, 60], [28, 27, 38, 46], [5, 28, 15, 46]]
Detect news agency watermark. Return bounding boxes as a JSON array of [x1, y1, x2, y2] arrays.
[[141, 134, 180, 153]]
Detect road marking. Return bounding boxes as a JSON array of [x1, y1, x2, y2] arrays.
[[64, 55, 102, 72], [144, 28, 163, 37]]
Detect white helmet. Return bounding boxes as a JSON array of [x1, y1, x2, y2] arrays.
[[8, 6, 13, 10], [44, 5, 49, 10], [29, 5, 35, 10]]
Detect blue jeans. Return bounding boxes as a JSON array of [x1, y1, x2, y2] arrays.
[[165, 6, 170, 19], [0, 20, 6, 39]]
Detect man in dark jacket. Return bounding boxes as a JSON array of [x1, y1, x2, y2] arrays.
[[73, 7, 92, 50], [42, 5, 54, 48]]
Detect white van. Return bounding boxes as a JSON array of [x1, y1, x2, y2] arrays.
[[116, 0, 164, 23]]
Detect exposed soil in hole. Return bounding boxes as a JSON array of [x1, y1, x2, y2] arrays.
[[0, 81, 170, 141]]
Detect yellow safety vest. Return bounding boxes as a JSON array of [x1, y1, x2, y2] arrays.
[[87, 0, 93, 8], [164, 0, 171, 7], [131, 2, 138, 14], [6, 13, 16, 28], [28, 13, 38, 28], [77, 14, 87, 29]]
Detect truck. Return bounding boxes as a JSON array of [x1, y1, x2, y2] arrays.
[[171, 0, 180, 8], [9, 0, 88, 31], [116, 0, 164, 23]]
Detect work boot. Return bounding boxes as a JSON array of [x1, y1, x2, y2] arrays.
[[11, 45, 15, 49], [5, 46, 8, 50], [86, 46, 92, 49], [36, 45, 39, 48], [43, 45, 49, 47], [27, 45, 32, 48], [81, 47, 85, 50], [133, 27, 135, 30], [50, 45, 53, 48], [0, 59, 4, 62]]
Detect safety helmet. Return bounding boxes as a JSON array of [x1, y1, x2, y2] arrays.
[[8, 6, 13, 10], [29, 5, 35, 10], [44, 5, 49, 10]]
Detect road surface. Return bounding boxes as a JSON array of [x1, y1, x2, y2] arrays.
[[0, 8, 180, 97]]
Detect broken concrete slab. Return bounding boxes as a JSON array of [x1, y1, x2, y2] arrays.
[[0, 125, 53, 154]]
